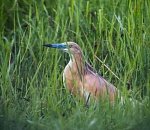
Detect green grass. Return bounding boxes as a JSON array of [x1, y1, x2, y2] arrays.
[[0, 0, 150, 129]]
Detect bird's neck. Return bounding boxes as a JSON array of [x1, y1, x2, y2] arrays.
[[69, 54, 85, 75]]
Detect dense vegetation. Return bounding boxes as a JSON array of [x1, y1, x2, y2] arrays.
[[0, 0, 150, 129]]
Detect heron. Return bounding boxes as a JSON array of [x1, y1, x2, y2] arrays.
[[44, 42, 117, 105]]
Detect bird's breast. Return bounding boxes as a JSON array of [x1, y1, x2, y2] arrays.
[[63, 61, 82, 95]]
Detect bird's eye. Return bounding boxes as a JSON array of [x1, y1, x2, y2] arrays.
[[69, 45, 73, 48]]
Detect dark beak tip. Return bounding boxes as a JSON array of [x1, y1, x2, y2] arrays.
[[43, 44, 52, 47]]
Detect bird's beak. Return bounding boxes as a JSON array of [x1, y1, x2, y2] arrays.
[[43, 43, 67, 49]]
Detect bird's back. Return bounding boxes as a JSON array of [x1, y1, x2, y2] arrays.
[[83, 65, 117, 102]]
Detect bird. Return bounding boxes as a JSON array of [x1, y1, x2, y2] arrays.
[[44, 42, 117, 105]]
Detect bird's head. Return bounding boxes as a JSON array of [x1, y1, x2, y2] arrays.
[[44, 42, 83, 56]]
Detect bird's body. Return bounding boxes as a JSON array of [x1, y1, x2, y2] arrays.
[[44, 42, 117, 104], [63, 47, 117, 103]]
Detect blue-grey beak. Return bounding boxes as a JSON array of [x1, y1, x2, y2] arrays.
[[43, 43, 67, 49]]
